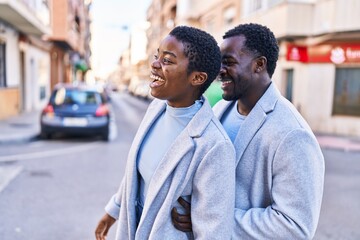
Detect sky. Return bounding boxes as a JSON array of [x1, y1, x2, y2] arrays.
[[90, 0, 151, 79]]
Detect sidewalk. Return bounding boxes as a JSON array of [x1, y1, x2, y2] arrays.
[[0, 110, 360, 152], [315, 133, 360, 152], [0, 111, 41, 144]]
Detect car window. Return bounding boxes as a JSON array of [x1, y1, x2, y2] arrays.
[[52, 88, 102, 105]]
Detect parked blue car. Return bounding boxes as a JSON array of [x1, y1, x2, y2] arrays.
[[40, 83, 111, 141]]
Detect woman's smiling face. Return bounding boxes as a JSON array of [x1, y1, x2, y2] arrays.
[[150, 35, 198, 108]]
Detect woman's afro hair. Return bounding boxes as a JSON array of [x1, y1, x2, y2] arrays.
[[170, 26, 221, 94]]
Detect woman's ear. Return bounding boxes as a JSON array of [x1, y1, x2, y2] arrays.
[[191, 72, 208, 86]]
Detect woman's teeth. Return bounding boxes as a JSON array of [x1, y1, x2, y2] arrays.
[[150, 74, 165, 82]]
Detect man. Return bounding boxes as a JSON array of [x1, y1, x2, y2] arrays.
[[172, 23, 325, 239]]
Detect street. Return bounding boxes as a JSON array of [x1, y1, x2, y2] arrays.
[[0, 92, 359, 240], [0, 92, 150, 240], [314, 149, 360, 240]]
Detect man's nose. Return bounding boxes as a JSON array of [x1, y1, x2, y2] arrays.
[[219, 65, 227, 75]]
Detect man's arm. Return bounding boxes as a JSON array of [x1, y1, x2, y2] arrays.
[[174, 140, 235, 239], [233, 129, 325, 239], [173, 130, 324, 238]]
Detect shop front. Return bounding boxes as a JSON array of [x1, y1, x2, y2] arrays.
[[277, 42, 360, 137]]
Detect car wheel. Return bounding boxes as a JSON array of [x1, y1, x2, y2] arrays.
[[101, 132, 109, 141], [40, 131, 52, 140]]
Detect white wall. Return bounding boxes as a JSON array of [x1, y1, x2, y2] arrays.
[[295, 64, 360, 136], [22, 43, 50, 111], [276, 58, 360, 137], [0, 25, 20, 87]]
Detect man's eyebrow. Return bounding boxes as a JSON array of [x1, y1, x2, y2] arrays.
[[222, 54, 234, 59]]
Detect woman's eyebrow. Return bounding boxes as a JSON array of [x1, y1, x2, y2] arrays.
[[162, 50, 177, 58]]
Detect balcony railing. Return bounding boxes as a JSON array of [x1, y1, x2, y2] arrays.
[[0, 0, 51, 36]]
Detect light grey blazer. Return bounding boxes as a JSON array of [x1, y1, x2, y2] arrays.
[[213, 83, 325, 240], [110, 98, 236, 240]]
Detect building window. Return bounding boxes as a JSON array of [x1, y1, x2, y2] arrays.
[[285, 69, 294, 102], [243, 0, 263, 16], [167, 5, 176, 29], [332, 68, 360, 116], [205, 18, 215, 34], [0, 42, 6, 88], [223, 6, 236, 30], [74, 15, 80, 33], [268, 0, 284, 7], [244, 0, 284, 16], [251, 0, 262, 11]]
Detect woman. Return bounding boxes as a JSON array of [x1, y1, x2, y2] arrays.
[[95, 26, 235, 240]]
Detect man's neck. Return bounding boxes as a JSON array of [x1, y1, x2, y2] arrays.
[[237, 81, 272, 116]]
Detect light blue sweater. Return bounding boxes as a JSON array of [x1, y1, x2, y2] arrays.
[[221, 101, 246, 143], [137, 99, 203, 212]]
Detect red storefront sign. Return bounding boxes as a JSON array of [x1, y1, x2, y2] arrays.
[[287, 45, 308, 62], [287, 44, 360, 64]]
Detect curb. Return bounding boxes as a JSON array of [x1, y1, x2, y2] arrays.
[[316, 135, 360, 152], [0, 133, 40, 145]]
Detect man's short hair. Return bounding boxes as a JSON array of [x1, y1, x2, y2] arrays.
[[223, 23, 279, 78]]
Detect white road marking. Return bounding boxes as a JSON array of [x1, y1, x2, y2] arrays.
[[0, 166, 23, 193], [109, 112, 117, 140], [0, 142, 101, 162]]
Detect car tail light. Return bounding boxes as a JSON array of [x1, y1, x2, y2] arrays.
[[95, 104, 109, 117], [42, 104, 54, 116]]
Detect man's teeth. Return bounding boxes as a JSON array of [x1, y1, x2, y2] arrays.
[[150, 74, 165, 82], [222, 80, 232, 84]]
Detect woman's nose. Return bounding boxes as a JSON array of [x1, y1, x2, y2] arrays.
[[151, 59, 160, 69]]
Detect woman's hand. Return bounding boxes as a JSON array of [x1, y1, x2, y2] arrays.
[[95, 213, 116, 240]]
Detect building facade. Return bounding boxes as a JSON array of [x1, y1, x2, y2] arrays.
[[47, 0, 92, 89], [240, 0, 360, 137], [0, 0, 51, 119], [145, 0, 360, 137], [146, 0, 176, 64], [0, 0, 92, 120]]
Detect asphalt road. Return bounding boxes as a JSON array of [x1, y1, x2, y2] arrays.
[[314, 149, 360, 240], [0, 92, 150, 240]]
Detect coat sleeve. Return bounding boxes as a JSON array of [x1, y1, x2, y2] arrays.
[[233, 129, 325, 239], [105, 179, 125, 220], [191, 140, 236, 240]]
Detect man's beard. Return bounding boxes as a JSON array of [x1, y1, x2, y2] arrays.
[[222, 91, 242, 101]]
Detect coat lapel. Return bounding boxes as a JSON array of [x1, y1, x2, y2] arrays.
[[233, 106, 266, 166], [142, 132, 194, 209], [124, 100, 166, 236], [125, 100, 166, 186], [214, 83, 279, 166], [127, 99, 166, 164], [233, 83, 279, 166], [140, 99, 214, 216], [213, 100, 234, 120]]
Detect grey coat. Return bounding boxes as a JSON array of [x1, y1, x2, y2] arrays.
[[213, 83, 325, 240], [110, 98, 236, 240]]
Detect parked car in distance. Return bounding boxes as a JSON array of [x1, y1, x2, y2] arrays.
[[128, 78, 154, 100], [40, 83, 111, 141]]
